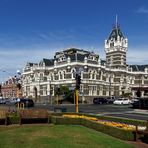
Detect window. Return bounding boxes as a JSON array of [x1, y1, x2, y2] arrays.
[[59, 71, 62, 79], [89, 85, 97, 96], [40, 85, 47, 96], [89, 70, 92, 79], [110, 42, 114, 47], [40, 73, 44, 81], [63, 71, 66, 79], [92, 71, 96, 80], [71, 69, 76, 79], [26, 86, 30, 97]]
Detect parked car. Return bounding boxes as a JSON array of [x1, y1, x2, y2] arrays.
[[106, 96, 116, 104], [113, 98, 131, 105], [15, 98, 34, 107], [131, 98, 139, 104], [122, 99, 131, 105], [93, 97, 108, 104], [132, 98, 148, 109], [0, 99, 6, 104]]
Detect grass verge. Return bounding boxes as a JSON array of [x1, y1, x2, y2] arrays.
[[0, 125, 134, 148]]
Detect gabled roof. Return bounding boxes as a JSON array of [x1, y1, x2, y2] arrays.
[[39, 58, 54, 66]]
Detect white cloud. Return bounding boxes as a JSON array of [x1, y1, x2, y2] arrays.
[[127, 47, 148, 65], [136, 6, 148, 14], [1, 44, 148, 82], [0, 47, 59, 82]]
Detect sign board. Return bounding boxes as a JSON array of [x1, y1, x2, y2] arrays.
[[69, 86, 75, 90], [47, 91, 50, 96]]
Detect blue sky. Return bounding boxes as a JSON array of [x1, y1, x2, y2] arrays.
[[0, 0, 148, 82]]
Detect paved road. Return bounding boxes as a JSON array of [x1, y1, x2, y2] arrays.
[[1, 103, 148, 121], [35, 103, 148, 121]]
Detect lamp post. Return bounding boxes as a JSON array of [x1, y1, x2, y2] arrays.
[[38, 77, 40, 103], [48, 80, 52, 106], [109, 74, 111, 98], [108, 63, 111, 98], [135, 66, 141, 98]]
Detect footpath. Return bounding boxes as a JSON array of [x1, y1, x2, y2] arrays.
[[131, 109, 148, 115]]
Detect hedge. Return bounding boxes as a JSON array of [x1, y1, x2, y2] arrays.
[[51, 116, 135, 141], [51, 116, 81, 125], [80, 118, 135, 141]]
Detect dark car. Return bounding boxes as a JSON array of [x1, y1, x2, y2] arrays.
[[93, 97, 108, 104], [0, 99, 6, 104], [15, 98, 34, 108], [106, 96, 116, 104], [132, 98, 148, 109]]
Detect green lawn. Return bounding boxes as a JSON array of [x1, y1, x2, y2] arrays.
[[0, 125, 134, 148]]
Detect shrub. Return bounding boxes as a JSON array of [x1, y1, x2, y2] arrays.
[[7, 116, 20, 125], [0, 118, 6, 125], [7, 112, 20, 125]]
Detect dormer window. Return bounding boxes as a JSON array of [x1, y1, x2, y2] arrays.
[[110, 42, 114, 47]]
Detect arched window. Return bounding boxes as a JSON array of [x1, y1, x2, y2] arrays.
[[60, 71, 63, 80], [26, 76, 29, 84], [92, 71, 97, 80], [89, 70, 92, 79], [71, 68, 76, 79], [40, 73, 44, 81], [63, 70, 66, 79], [50, 73, 54, 81]]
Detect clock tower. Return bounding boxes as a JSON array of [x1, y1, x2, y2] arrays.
[[105, 16, 128, 69]]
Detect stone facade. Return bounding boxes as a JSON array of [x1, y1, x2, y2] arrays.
[[22, 22, 148, 104]]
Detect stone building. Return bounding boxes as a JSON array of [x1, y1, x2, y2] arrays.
[[22, 21, 148, 103]]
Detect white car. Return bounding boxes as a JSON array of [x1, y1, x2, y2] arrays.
[[113, 98, 131, 105], [122, 99, 131, 105]]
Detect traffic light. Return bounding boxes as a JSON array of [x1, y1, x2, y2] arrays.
[[76, 74, 81, 90]]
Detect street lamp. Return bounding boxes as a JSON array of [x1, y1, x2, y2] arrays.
[[107, 63, 111, 98], [48, 80, 52, 106], [37, 77, 40, 103], [109, 75, 111, 98]]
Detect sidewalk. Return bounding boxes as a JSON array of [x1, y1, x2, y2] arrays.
[[133, 109, 148, 115]]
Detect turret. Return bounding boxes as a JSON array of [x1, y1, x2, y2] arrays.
[[105, 16, 128, 69]]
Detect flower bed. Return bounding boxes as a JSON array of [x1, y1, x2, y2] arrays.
[[62, 114, 146, 131]]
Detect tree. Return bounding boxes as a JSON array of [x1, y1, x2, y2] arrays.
[[54, 85, 74, 103], [121, 92, 132, 99]]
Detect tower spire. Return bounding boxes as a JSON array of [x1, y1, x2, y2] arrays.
[[115, 14, 118, 28]]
